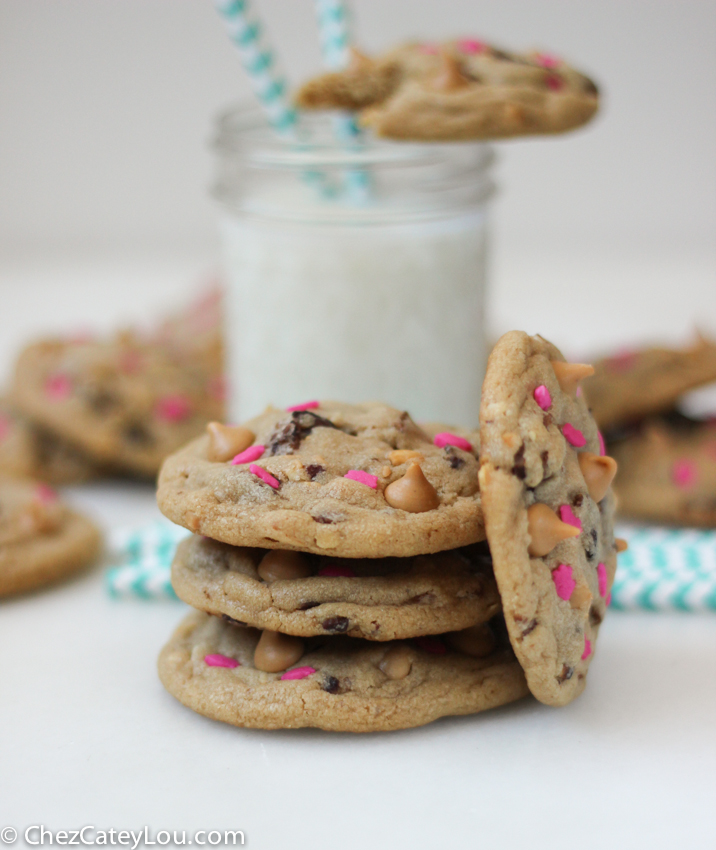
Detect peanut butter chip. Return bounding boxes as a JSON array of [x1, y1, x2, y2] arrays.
[[615, 538, 628, 553], [448, 624, 496, 658], [384, 463, 440, 513], [550, 361, 595, 396], [378, 644, 413, 680], [578, 452, 618, 503], [527, 503, 580, 557], [257, 550, 313, 582], [253, 630, 305, 673], [432, 52, 470, 92], [388, 450, 424, 465], [206, 422, 255, 463], [569, 583, 592, 610]]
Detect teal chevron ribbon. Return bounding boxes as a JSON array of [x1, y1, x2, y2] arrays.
[[106, 522, 189, 600]]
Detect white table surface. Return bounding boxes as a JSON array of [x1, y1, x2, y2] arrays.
[[2, 255, 716, 849]]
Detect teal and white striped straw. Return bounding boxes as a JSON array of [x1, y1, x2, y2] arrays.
[[314, 0, 371, 201], [214, 0, 297, 139]]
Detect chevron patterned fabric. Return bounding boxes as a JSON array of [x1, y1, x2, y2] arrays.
[[106, 522, 188, 600]]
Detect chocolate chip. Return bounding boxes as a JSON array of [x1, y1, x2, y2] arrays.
[[299, 601, 320, 610], [124, 422, 153, 445], [589, 606, 603, 626], [557, 664, 574, 683], [520, 618, 538, 638], [221, 614, 247, 627], [83, 386, 117, 415], [541, 450, 549, 475], [543, 413, 553, 428], [443, 446, 465, 469], [572, 493, 584, 507], [305, 464, 325, 480], [407, 592, 437, 605], [322, 616, 350, 633], [512, 445, 526, 480], [312, 515, 333, 524], [591, 528, 598, 545], [322, 675, 340, 694], [267, 411, 339, 456]]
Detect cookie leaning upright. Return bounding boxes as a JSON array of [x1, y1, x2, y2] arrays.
[[478, 332, 621, 706], [157, 402, 484, 559]]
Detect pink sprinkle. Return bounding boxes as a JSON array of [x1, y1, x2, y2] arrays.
[[0, 413, 11, 441], [418, 42, 439, 55], [344, 470, 379, 489], [44, 373, 72, 401], [318, 565, 356, 577], [414, 636, 447, 655], [534, 385, 552, 411], [155, 394, 192, 422], [35, 483, 58, 504], [545, 74, 564, 91], [281, 666, 316, 681], [581, 638, 592, 661], [457, 38, 487, 54], [231, 444, 265, 465], [117, 350, 143, 374], [205, 654, 240, 669], [559, 504, 582, 531], [597, 430, 606, 457], [576, 386, 583, 398], [672, 459, 698, 490], [206, 375, 227, 402], [534, 52, 561, 69], [433, 432, 472, 452], [606, 349, 637, 373], [286, 400, 320, 412], [606, 592, 612, 607], [597, 563, 608, 597], [249, 464, 280, 489], [552, 563, 576, 601], [562, 423, 586, 447]]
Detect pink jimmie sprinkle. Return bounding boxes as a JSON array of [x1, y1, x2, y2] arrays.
[[672, 459, 698, 490], [0, 414, 11, 441], [433, 432, 473, 452], [205, 654, 240, 669], [581, 638, 592, 661], [45, 373, 72, 401], [545, 74, 564, 91], [559, 504, 582, 531], [286, 400, 320, 412], [597, 430, 606, 457], [249, 464, 280, 489], [534, 385, 552, 411], [35, 483, 58, 504], [318, 565, 356, 577], [231, 444, 265, 465], [156, 394, 192, 422], [418, 42, 439, 55], [552, 563, 576, 601], [281, 666, 316, 681], [562, 423, 586, 447], [597, 563, 608, 597], [534, 52, 561, 69], [344, 470, 379, 489], [576, 386, 583, 398], [414, 636, 447, 655], [457, 38, 487, 54]]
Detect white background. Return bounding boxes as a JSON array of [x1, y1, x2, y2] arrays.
[[1, 3, 715, 848]]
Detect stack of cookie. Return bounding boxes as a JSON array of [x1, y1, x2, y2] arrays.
[[156, 332, 624, 731], [585, 335, 716, 527]]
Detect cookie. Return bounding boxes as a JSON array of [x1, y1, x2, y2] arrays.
[[11, 330, 224, 478], [171, 534, 501, 641], [157, 610, 529, 732], [0, 477, 102, 597], [296, 40, 598, 141], [0, 399, 100, 484], [610, 414, 716, 527], [157, 402, 484, 559], [584, 335, 716, 431], [478, 331, 621, 706]]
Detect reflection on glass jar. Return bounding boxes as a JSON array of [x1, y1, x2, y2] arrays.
[[212, 104, 496, 426]]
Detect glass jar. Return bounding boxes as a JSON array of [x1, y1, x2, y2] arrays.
[[212, 103, 496, 426]]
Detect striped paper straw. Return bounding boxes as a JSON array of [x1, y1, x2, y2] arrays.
[[214, 0, 298, 138]]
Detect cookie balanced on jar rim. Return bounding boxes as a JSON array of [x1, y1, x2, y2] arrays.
[[156, 401, 484, 559], [478, 331, 627, 707]]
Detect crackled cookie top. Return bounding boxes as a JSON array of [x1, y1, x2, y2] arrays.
[[611, 415, 716, 527], [172, 534, 500, 641], [0, 477, 101, 597], [584, 335, 716, 431], [157, 401, 484, 558], [479, 332, 621, 706], [158, 610, 529, 732], [296, 39, 599, 141], [11, 328, 224, 478]]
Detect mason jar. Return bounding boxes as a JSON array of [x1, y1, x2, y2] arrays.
[[212, 103, 496, 426]]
